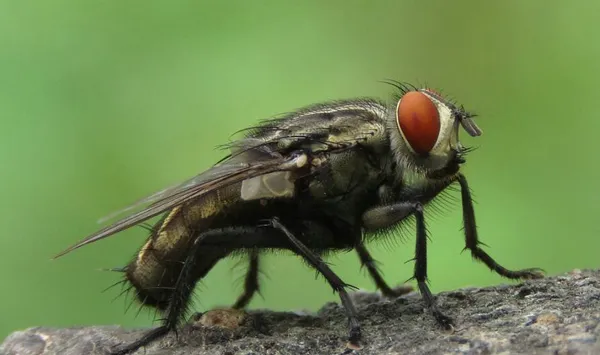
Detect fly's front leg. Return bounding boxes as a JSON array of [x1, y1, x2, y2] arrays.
[[267, 217, 362, 347], [411, 203, 453, 328], [362, 201, 452, 328], [457, 174, 544, 279]]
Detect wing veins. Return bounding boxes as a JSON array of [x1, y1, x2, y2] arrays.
[[53, 153, 307, 259]]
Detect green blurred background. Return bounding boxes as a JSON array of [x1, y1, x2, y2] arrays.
[[1, 0, 599, 342]]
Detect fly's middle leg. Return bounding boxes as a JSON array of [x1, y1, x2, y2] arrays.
[[362, 201, 452, 328], [266, 217, 362, 347], [410, 202, 454, 329], [232, 248, 261, 309], [355, 242, 413, 298]]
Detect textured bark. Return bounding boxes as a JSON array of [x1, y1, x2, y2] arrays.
[[2, 269, 599, 355]]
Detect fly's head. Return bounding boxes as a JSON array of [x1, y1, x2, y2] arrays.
[[386, 82, 482, 179]]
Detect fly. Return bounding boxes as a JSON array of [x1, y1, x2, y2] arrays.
[[54, 80, 544, 354]]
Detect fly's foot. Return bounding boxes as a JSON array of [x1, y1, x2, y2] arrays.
[[109, 343, 139, 355], [109, 326, 170, 355], [518, 268, 545, 280], [347, 326, 362, 350], [110, 340, 144, 355], [432, 309, 454, 331]]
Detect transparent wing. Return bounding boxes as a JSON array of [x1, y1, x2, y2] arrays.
[[96, 163, 243, 224], [53, 152, 308, 258], [96, 138, 277, 224]]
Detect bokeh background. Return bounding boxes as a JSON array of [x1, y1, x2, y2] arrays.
[[1, 1, 599, 342]]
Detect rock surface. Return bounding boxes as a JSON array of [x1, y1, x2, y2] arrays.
[[2, 269, 599, 355]]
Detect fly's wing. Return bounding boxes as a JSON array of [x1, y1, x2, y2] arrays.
[[95, 167, 232, 225], [96, 138, 277, 225], [53, 151, 308, 258], [56, 100, 390, 259]]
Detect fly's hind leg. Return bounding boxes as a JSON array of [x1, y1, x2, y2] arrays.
[[232, 249, 261, 309], [110, 227, 268, 355]]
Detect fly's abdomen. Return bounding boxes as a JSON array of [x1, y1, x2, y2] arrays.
[[125, 184, 241, 309]]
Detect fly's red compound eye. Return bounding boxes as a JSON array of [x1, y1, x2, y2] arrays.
[[396, 91, 440, 155]]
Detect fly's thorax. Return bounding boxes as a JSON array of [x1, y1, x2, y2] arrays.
[[302, 148, 385, 223]]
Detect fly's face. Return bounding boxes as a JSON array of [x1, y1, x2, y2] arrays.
[[388, 84, 483, 177]]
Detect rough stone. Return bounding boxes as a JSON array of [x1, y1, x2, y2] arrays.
[[2, 269, 599, 355]]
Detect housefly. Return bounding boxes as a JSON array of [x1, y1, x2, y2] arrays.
[[54, 81, 544, 354]]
